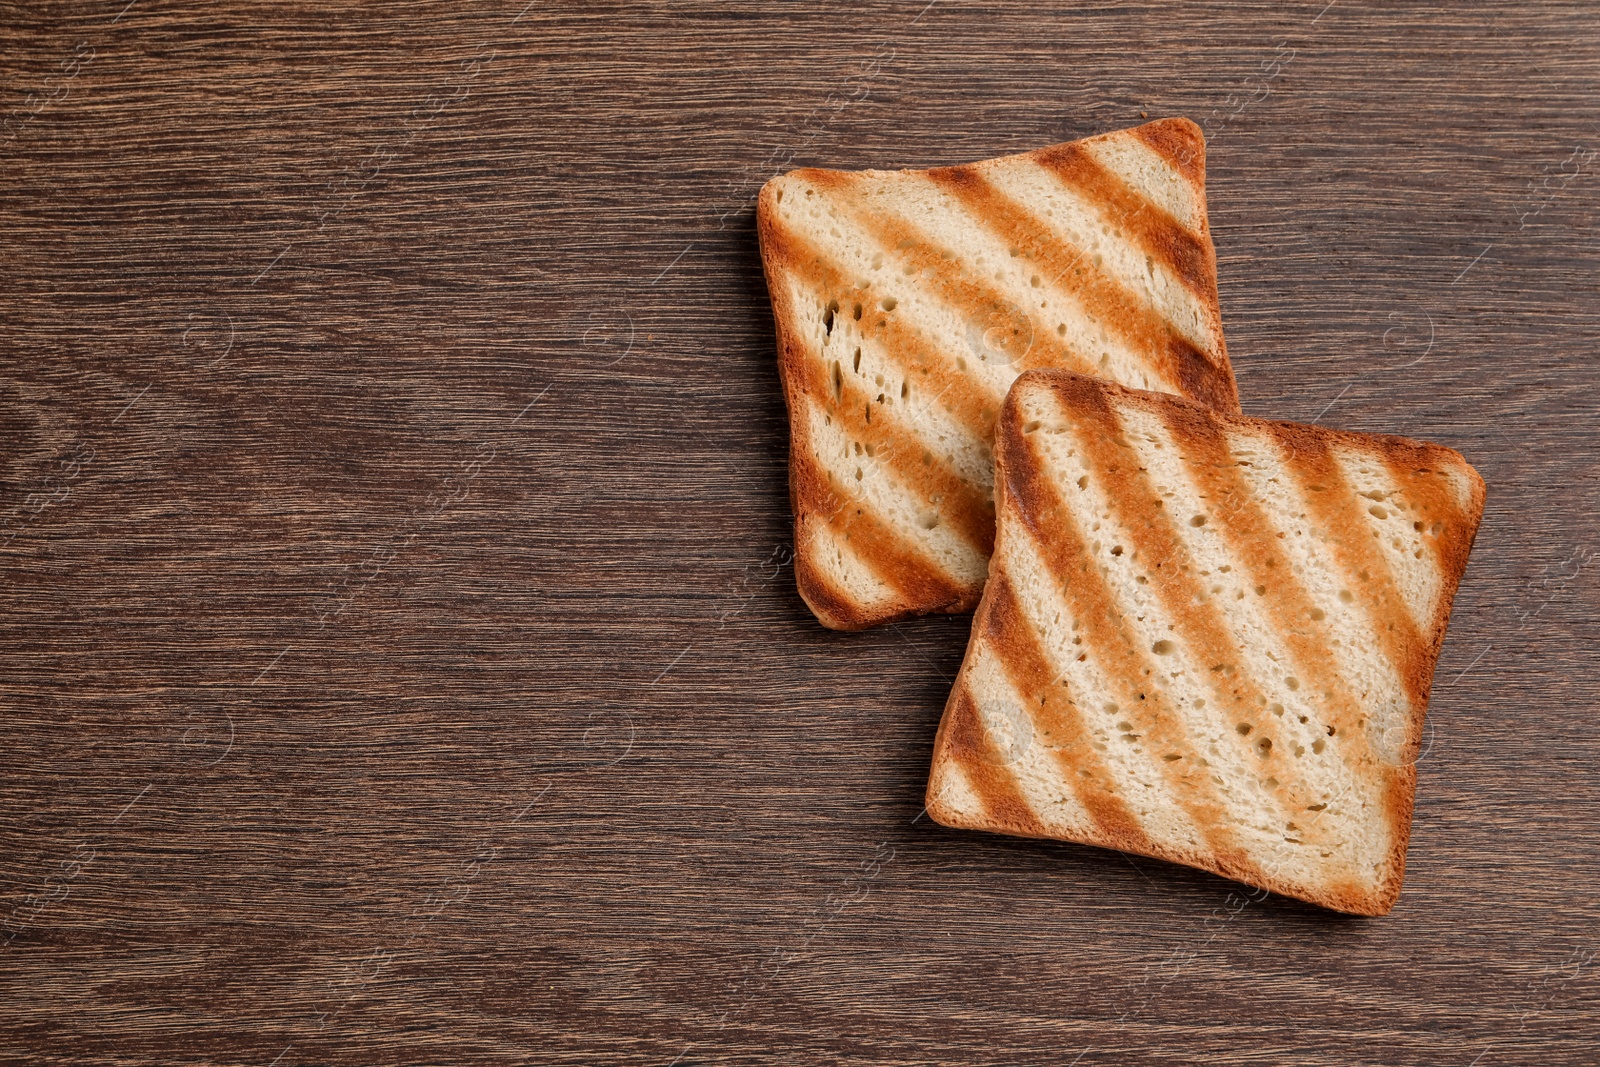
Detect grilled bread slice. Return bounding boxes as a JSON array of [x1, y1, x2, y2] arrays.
[[925, 370, 1486, 915], [758, 119, 1239, 630]]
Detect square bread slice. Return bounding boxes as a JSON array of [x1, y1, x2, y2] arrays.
[[757, 118, 1240, 630], [925, 369, 1486, 915]]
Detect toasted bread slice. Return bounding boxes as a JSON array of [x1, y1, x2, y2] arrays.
[[925, 370, 1486, 915], [758, 119, 1240, 630]]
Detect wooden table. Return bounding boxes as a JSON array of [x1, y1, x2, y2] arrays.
[[3, 2, 1596, 1063]]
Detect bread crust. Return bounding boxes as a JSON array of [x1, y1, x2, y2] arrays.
[[926, 369, 1487, 915]]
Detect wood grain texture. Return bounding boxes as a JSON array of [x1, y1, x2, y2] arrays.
[[1, 1, 1596, 1064]]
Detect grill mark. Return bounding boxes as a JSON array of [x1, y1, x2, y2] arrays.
[[1159, 400, 1389, 773], [1033, 141, 1217, 310], [984, 573, 1155, 850], [1131, 117, 1206, 187], [764, 213, 1002, 442], [999, 410, 1266, 884], [790, 543, 864, 627], [1059, 385, 1331, 841], [936, 681, 1045, 836], [804, 169, 1101, 380], [1379, 441, 1478, 612], [1167, 335, 1238, 414], [927, 164, 1215, 403], [1272, 430, 1432, 716], [796, 348, 995, 557], [791, 522, 877, 630], [792, 433, 968, 612]]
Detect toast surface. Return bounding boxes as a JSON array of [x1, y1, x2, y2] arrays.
[[758, 119, 1238, 630], [925, 370, 1486, 915]]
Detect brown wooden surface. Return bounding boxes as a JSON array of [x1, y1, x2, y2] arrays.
[[2, 2, 1597, 1064]]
